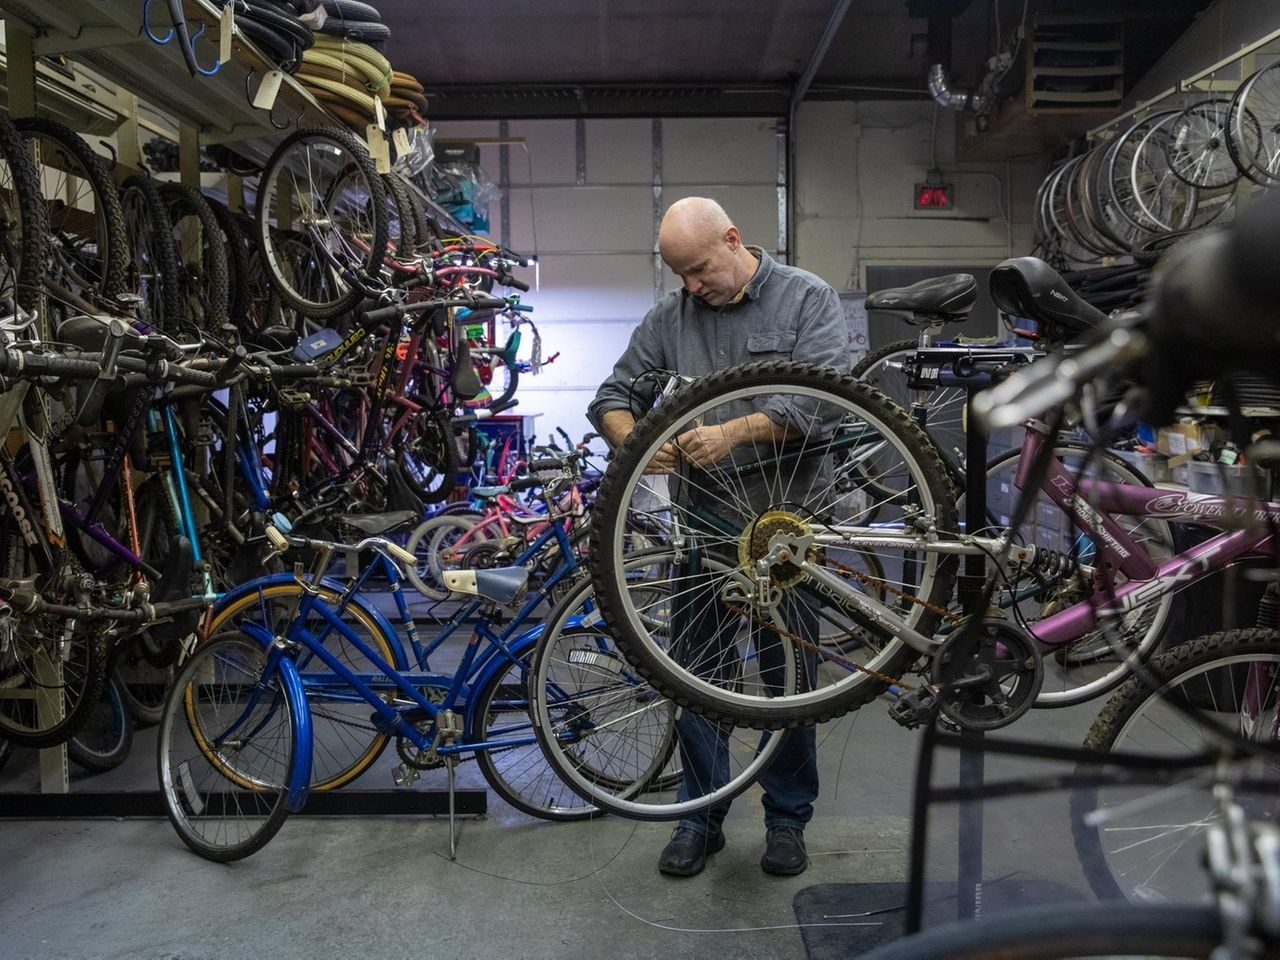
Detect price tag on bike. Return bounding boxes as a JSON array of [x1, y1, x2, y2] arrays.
[[252, 70, 285, 111], [366, 124, 391, 174], [392, 126, 411, 159], [219, 4, 234, 64]]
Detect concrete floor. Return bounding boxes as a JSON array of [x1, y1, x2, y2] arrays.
[[0, 678, 1108, 960]]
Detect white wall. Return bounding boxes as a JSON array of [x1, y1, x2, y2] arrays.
[[794, 100, 1044, 296]]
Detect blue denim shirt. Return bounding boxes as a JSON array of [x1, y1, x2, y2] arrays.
[[588, 248, 851, 430]]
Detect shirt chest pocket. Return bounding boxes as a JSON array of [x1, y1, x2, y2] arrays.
[[746, 332, 798, 359]]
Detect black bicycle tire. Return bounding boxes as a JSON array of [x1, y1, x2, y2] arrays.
[[399, 407, 461, 505], [158, 182, 230, 331], [236, 19, 302, 69], [589, 360, 959, 729], [1070, 628, 1280, 902], [0, 503, 108, 749], [119, 174, 183, 331], [320, 0, 383, 23], [390, 172, 431, 251], [67, 674, 134, 772], [854, 902, 1274, 960], [382, 171, 417, 257], [158, 634, 295, 861], [14, 115, 128, 304], [203, 195, 253, 331], [0, 736, 12, 773], [471, 649, 597, 822], [133, 476, 188, 667], [234, 2, 313, 47], [0, 112, 47, 312], [1164, 99, 1244, 190], [318, 19, 390, 42], [254, 126, 389, 320], [114, 636, 173, 726]]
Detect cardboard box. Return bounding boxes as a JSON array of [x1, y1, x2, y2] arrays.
[[1156, 422, 1221, 458]]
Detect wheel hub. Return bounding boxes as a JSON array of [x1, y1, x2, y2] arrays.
[[738, 509, 816, 588]]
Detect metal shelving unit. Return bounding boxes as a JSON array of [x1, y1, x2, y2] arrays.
[[0, 0, 470, 234]]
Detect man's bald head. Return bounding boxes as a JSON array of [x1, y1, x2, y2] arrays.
[[657, 198, 759, 306]]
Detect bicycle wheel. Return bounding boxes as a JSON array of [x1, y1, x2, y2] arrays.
[[207, 581, 397, 791], [470, 645, 597, 822], [383, 170, 417, 258], [204, 196, 254, 330], [1071, 629, 1280, 903], [0, 113, 47, 313], [852, 339, 971, 479], [0, 505, 107, 748], [404, 511, 490, 600], [114, 635, 174, 726], [533, 556, 788, 820], [158, 633, 295, 861], [979, 445, 1177, 707], [15, 116, 127, 312], [158, 182, 230, 332], [254, 127, 389, 320], [1165, 98, 1244, 190], [1228, 62, 1280, 187], [67, 673, 133, 772], [398, 408, 460, 504], [589, 360, 958, 729], [119, 174, 182, 332], [854, 903, 1275, 960]]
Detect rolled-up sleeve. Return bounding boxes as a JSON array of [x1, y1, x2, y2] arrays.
[[757, 283, 852, 431], [587, 307, 669, 433]]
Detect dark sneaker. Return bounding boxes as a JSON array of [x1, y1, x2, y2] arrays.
[[761, 826, 808, 876], [657, 827, 726, 877]]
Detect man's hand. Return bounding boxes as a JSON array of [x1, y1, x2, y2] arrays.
[[644, 442, 681, 474], [675, 423, 736, 468]]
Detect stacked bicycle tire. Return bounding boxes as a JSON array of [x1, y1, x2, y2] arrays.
[[1035, 60, 1280, 266]]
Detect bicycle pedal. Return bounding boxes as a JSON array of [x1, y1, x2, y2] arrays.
[[888, 686, 940, 729], [392, 763, 421, 787]]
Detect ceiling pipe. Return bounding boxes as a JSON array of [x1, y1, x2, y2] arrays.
[[928, 63, 988, 113]]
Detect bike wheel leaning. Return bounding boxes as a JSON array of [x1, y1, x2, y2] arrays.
[[533, 555, 790, 821], [471, 646, 598, 822], [207, 581, 398, 791], [158, 633, 296, 862], [1070, 628, 1280, 904], [590, 360, 958, 729], [67, 673, 134, 772]]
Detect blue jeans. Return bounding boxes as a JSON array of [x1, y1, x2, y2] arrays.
[[670, 582, 820, 837]]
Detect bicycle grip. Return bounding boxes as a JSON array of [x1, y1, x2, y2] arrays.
[[507, 475, 541, 492], [265, 363, 320, 381], [362, 304, 403, 325], [499, 273, 530, 292], [528, 457, 563, 472], [385, 542, 417, 567], [264, 526, 289, 552]]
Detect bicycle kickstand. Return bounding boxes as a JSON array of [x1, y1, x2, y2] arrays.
[[446, 755, 459, 861]]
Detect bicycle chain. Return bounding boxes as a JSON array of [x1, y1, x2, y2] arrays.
[[826, 555, 964, 628]]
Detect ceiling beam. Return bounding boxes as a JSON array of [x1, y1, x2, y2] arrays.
[[790, 0, 859, 110]]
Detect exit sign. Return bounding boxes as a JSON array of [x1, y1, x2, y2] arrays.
[[914, 183, 954, 209]]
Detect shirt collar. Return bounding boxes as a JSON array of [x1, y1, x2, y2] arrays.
[[739, 246, 773, 302]]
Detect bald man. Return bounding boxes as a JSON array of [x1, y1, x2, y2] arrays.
[[588, 198, 851, 878]]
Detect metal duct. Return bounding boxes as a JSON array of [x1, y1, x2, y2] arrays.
[[928, 63, 988, 113]]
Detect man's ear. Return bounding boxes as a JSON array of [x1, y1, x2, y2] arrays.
[[725, 226, 741, 250]]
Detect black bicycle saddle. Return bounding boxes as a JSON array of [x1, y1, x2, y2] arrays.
[[866, 274, 977, 325], [989, 257, 1108, 341]]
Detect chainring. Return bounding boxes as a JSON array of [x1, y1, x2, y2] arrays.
[[931, 618, 1043, 731]]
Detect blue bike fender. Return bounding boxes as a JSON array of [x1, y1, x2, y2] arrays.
[[212, 573, 409, 671], [273, 654, 313, 813]]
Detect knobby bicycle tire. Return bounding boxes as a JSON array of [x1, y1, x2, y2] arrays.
[[1070, 628, 1280, 903], [589, 360, 959, 729], [158, 182, 230, 331], [855, 902, 1278, 959], [120, 174, 183, 331], [399, 407, 461, 504], [15, 115, 127, 306], [383, 171, 417, 258], [67, 674, 134, 772], [203, 196, 254, 331], [0, 112, 47, 312]]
